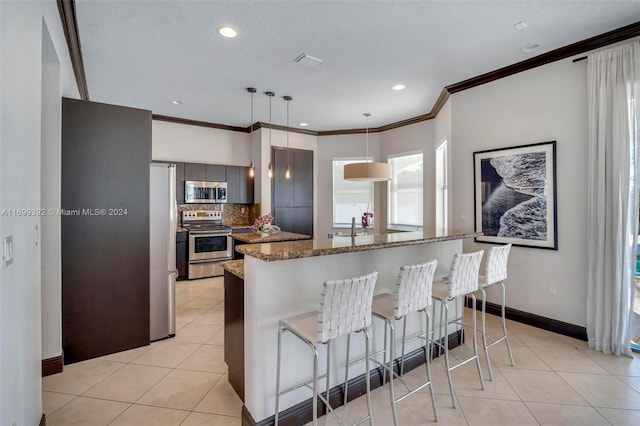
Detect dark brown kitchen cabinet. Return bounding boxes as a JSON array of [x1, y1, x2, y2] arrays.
[[175, 162, 185, 204], [227, 166, 254, 204], [272, 147, 313, 236], [176, 231, 188, 280], [206, 164, 226, 181], [184, 162, 206, 181], [62, 98, 150, 364]]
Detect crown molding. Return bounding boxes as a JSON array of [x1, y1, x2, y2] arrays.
[[252, 121, 318, 136], [152, 114, 249, 133]]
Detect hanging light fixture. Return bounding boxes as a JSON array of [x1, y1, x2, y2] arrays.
[[283, 95, 292, 179], [344, 113, 392, 181], [266, 91, 275, 179], [247, 87, 256, 178]]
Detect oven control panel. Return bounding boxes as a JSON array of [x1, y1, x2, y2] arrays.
[[182, 210, 222, 221]]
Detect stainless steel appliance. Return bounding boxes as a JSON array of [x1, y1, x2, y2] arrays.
[[149, 163, 178, 341], [185, 180, 227, 204], [183, 210, 232, 279]]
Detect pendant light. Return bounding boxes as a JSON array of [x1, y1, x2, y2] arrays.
[[247, 87, 256, 178], [283, 95, 292, 179], [344, 113, 392, 181], [266, 91, 274, 179]]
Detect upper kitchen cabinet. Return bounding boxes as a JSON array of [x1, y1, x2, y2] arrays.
[[175, 162, 185, 204], [62, 98, 151, 363], [184, 163, 206, 181], [272, 147, 313, 236], [227, 166, 254, 204], [206, 164, 226, 181]]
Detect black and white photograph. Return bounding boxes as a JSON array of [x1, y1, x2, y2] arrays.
[[474, 141, 557, 249]]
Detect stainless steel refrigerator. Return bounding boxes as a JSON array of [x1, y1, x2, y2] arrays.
[[149, 163, 178, 341]]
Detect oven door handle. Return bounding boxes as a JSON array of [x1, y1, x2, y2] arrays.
[[188, 258, 231, 264]]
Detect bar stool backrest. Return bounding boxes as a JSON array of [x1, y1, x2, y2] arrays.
[[394, 260, 438, 319], [485, 244, 511, 285], [317, 271, 378, 344], [447, 250, 484, 298]]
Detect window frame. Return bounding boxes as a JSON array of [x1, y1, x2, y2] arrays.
[[387, 150, 424, 231]]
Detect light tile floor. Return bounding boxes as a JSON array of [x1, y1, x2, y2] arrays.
[[43, 277, 640, 425]]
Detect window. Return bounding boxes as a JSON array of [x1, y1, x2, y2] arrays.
[[436, 141, 448, 232], [332, 158, 374, 227], [388, 152, 423, 230]]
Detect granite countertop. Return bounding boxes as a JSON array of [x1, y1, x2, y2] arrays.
[[221, 260, 244, 279], [229, 231, 311, 243], [236, 230, 482, 262], [177, 227, 188, 233], [228, 224, 253, 230]]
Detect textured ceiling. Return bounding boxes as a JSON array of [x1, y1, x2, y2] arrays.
[[75, 1, 640, 131]]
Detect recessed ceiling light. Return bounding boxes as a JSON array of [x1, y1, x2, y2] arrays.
[[171, 100, 183, 105], [392, 84, 406, 91], [522, 43, 541, 53], [299, 122, 308, 127], [218, 26, 237, 38], [513, 21, 528, 31]]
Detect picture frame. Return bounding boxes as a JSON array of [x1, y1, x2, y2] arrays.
[[473, 141, 557, 250]]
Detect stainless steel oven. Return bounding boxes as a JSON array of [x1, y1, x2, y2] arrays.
[[188, 230, 231, 261], [182, 210, 232, 279]]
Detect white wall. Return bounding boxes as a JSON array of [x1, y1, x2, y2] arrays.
[[434, 98, 453, 230], [379, 120, 436, 232], [450, 58, 588, 326], [40, 18, 62, 361], [151, 120, 250, 165], [1, 1, 77, 425], [316, 133, 382, 236]]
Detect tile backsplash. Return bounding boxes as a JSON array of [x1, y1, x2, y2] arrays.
[[177, 203, 261, 227]]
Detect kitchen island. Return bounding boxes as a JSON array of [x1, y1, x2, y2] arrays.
[[235, 230, 480, 424]]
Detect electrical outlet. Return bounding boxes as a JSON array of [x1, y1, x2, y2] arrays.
[[3, 235, 13, 268], [548, 285, 557, 296]]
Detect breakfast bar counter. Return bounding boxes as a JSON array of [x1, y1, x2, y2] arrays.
[[235, 230, 480, 424], [229, 230, 311, 244]]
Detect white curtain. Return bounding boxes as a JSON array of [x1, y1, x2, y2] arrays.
[[587, 42, 640, 356]]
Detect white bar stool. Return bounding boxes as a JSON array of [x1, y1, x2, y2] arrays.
[[479, 243, 514, 380], [274, 271, 379, 426], [369, 260, 440, 425], [432, 250, 485, 408]]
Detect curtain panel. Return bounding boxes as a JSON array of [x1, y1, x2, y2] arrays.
[[587, 42, 640, 356]]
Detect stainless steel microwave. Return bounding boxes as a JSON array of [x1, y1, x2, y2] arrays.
[[185, 181, 227, 204]]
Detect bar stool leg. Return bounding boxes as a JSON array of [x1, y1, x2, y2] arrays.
[[275, 325, 283, 425], [425, 309, 439, 422], [471, 294, 485, 390], [382, 323, 388, 385], [326, 340, 331, 414], [400, 317, 407, 376], [443, 301, 456, 408], [501, 282, 515, 366], [481, 287, 494, 381], [312, 348, 319, 425], [438, 301, 445, 357], [344, 334, 350, 405], [388, 320, 398, 426], [364, 328, 374, 426]]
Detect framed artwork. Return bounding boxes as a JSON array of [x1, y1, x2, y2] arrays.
[[473, 141, 557, 250]]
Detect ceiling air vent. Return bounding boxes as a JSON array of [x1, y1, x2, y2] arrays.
[[293, 53, 324, 68]]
